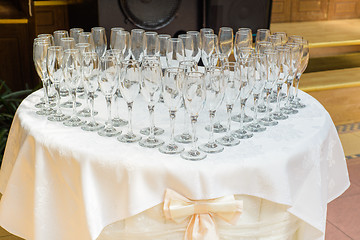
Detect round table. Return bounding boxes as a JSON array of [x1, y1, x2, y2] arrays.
[[0, 89, 349, 240]]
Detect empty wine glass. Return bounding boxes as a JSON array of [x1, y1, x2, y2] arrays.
[[60, 37, 76, 50], [62, 49, 84, 127], [269, 35, 282, 48], [118, 60, 142, 143], [260, 49, 279, 126], [281, 42, 301, 115], [159, 67, 185, 154], [180, 72, 207, 161], [139, 61, 164, 148], [200, 28, 214, 49], [179, 34, 194, 61], [201, 33, 218, 68], [33, 38, 55, 116], [232, 56, 254, 139], [291, 39, 309, 109], [47, 46, 70, 121], [271, 46, 290, 120], [247, 53, 266, 132], [273, 32, 287, 45], [234, 28, 253, 61], [70, 28, 84, 43], [158, 34, 171, 71], [98, 54, 120, 137], [216, 62, 240, 146], [130, 29, 145, 62], [110, 27, 124, 50], [53, 30, 69, 46], [199, 67, 225, 153], [78, 32, 96, 52], [175, 60, 198, 144], [113, 30, 131, 60], [144, 31, 159, 57], [81, 52, 104, 131], [218, 27, 233, 57], [255, 29, 270, 45], [186, 31, 201, 63], [166, 38, 185, 67], [91, 27, 107, 58], [38, 34, 55, 46]]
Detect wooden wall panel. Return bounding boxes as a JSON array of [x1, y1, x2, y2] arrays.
[[271, 0, 291, 22], [291, 0, 329, 21], [35, 5, 69, 35], [328, 0, 360, 19]]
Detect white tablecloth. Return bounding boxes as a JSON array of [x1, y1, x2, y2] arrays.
[[0, 89, 349, 240]]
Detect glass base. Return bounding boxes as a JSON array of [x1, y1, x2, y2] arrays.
[[61, 101, 82, 108], [246, 122, 266, 133], [216, 135, 240, 147], [139, 137, 164, 148], [63, 117, 85, 127], [81, 122, 104, 131], [77, 108, 98, 117], [281, 107, 298, 115], [98, 127, 120, 137], [291, 100, 306, 109], [77, 87, 85, 94], [117, 132, 142, 143], [48, 113, 70, 122], [260, 117, 278, 126], [271, 112, 288, 120], [174, 133, 197, 144], [36, 108, 56, 116], [181, 149, 207, 161], [60, 89, 69, 97], [232, 129, 253, 139], [35, 102, 56, 109], [159, 143, 184, 154], [140, 127, 165, 136], [231, 114, 253, 123], [205, 123, 227, 133], [199, 142, 224, 153], [112, 118, 128, 127]]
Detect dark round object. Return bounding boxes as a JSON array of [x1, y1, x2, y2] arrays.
[[118, 0, 181, 30]]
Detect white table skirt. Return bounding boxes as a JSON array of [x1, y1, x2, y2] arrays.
[[0, 89, 349, 240]]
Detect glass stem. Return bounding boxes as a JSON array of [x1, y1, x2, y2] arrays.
[[43, 78, 50, 109], [54, 82, 61, 114], [114, 90, 120, 119], [89, 92, 95, 124], [209, 110, 215, 144], [240, 99, 246, 130], [190, 115, 198, 152], [148, 104, 155, 139], [105, 95, 112, 129], [265, 89, 271, 119], [276, 84, 282, 113], [127, 102, 134, 134], [253, 94, 259, 123], [169, 110, 176, 145], [226, 104, 233, 138], [71, 89, 76, 117], [285, 78, 292, 108], [183, 98, 189, 134], [294, 74, 300, 100]]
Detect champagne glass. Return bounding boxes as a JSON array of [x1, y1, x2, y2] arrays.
[[38, 34, 55, 46], [70, 28, 84, 43], [178, 34, 194, 61], [139, 56, 164, 136], [53, 30, 69, 46], [175, 60, 198, 144], [91, 27, 107, 58], [234, 28, 253, 61], [269, 35, 282, 48], [281, 42, 301, 115], [60, 37, 76, 50], [98, 54, 120, 137], [246, 53, 266, 132], [158, 34, 171, 71], [166, 38, 185, 67], [139, 61, 164, 148], [78, 32, 96, 52], [232, 56, 254, 139], [47, 46, 70, 121], [33, 38, 55, 115], [81, 52, 104, 131], [273, 32, 287, 45], [130, 29, 145, 62], [62, 49, 84, 127], [255, 29, 270, 45], [216, 62, 240, 146], [110, 27, 124, 49], [271, 46, 290, 120], [200, 28, 214, 65], [118, 60, 142, 143], [260, 49, 279, 126], [113, 30, 131, 60], [186, 31, 201, 63], [291, 39, 309, 109], [199, 67, 225, 153], [144, 31, 159, 57], [180, 72, 207, 161], [159, 67, 185, 154], [218, 27, 233, 57], [201, 33, 218, 68]]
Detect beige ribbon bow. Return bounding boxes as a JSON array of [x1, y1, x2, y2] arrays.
[[163, 189, 243, 240]]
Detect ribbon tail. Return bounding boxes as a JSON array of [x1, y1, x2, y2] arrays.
[[184, 214, 219, 240]]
